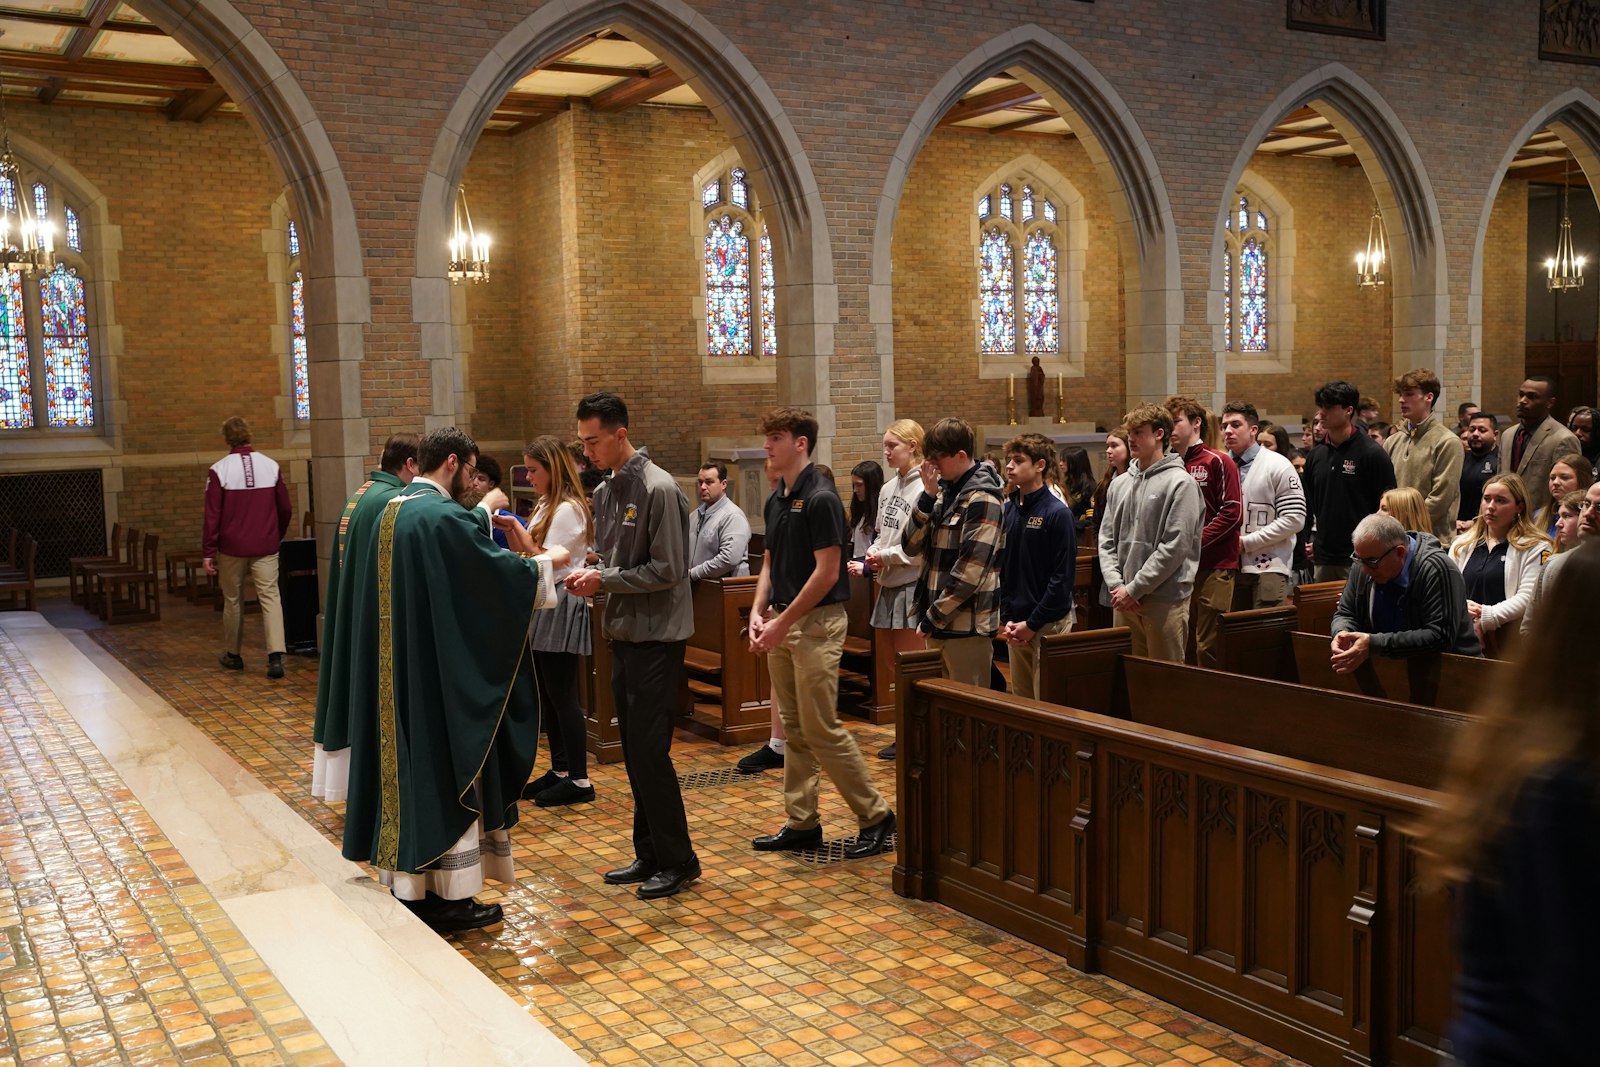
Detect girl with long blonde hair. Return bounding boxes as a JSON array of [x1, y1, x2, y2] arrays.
[[862, 418, 927, 760], [1447, 473, 1551, 653], [1378, 486, 1432, 535], [520, 435, 597, 807]]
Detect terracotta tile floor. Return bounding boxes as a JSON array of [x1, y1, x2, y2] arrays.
[[76, 595, 1307, 1067], [0, 630, 338, 1067]]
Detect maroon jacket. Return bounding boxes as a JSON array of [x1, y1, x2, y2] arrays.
[[203, 446, 292, 559], [1182, 442, 1242, 571]]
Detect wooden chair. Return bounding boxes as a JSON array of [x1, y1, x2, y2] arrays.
[[76, 526, 140, 606], [0, 534, 37, 612], [98, 533, 161, 624], [167, 550, 219, 604], [69, 522, 125, 605]]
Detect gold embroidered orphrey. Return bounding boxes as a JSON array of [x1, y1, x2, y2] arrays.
[[373, 493, 416, 871]]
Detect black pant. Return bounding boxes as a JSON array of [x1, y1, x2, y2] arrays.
[[611, 639, 693, 868], [533, 649, 586, 781]]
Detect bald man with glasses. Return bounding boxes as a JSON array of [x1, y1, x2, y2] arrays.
[[1329, 512, 1482, 672]]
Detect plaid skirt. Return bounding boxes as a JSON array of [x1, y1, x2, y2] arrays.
[[529, 583, 592, 656], [869, 580, 921, 630]]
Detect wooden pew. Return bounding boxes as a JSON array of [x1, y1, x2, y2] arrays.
[[893, 665, 1454, 1067], [581, 592, 624, 765], [1294, 579, 1347, 637], [1070, 548, 1096, 631], [1216, 604, 1297, 680], [1288, 630, 1506, 713], [681, 576, 770, 746], [0, 534, 37, 612], [840, 574, 896, 723]]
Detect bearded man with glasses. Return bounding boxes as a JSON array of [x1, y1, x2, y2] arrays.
[[1328, 512, 1482, 672]]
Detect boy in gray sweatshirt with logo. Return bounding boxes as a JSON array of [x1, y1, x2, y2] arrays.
[[1097, 403, 1204, 663]]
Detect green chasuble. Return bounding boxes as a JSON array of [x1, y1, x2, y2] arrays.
[[313, 469, 407, 754], [341, 481, 552, 875]]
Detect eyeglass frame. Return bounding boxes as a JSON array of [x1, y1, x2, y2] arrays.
[[1581, 499, 1600, 512], [1349, 544, 1403, 569]]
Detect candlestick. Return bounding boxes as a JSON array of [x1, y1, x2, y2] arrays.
[[1056, 373, 1065, 424], [1008, 374, 1014, 399]]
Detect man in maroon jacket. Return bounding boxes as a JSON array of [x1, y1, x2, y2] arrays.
[[203, 416, 293, 678], [1165, 397, 1242, 670]]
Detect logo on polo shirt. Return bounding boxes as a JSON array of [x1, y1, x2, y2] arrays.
[[1343, 460, 1357, 474], [790, 497, 806, 512], [1027, 515, 1045, 529]]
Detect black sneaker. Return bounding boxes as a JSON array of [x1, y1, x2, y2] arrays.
[[877, 742, 897, 760], [266, 653, 285, 679], [735, 744, 784, 774], [535, 778, 595, 807], [219, 652, 244, 671], [520, 769, 561, 801]]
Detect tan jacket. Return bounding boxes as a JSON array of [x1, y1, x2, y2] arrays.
[[1500, 416, 1581, 515], [1384, 413, 1463, 540]]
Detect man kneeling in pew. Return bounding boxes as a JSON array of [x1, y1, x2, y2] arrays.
[[1330, 512, 1481, 672]]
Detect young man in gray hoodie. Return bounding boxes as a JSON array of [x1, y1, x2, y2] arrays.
[[1097, 403, 1204, 662]]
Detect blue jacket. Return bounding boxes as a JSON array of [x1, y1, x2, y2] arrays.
[[1000, 485, 1077, 632]]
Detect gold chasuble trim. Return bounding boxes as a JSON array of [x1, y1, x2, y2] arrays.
[[335, 479, 377, 566], [373, 494, 414, 871]]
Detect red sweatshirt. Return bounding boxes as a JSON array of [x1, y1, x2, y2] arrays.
[[1182, 442, 1242, 571], [203, 446, 292, 559]]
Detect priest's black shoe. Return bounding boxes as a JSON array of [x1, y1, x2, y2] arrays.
[[403, 894, 503, 933], [602, 858, 657, 885], [637, 857, 701, 900], [844, 812, 896, 860], [520, 769, 561, 801], [751, 824, 822, 852], [735, 744, 783, 774]]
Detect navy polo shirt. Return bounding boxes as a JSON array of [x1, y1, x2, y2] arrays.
[[763, 463, 850, 608]]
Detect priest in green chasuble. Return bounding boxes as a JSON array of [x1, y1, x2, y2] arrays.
[[341, 426, 566, 933], [312, 432, 419, 802]]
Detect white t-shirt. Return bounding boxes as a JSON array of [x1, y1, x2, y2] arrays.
[[528, 498, 589, 582]]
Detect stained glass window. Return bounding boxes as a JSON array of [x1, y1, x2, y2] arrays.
[[0, 270, 30, 428], [759, 228, 776, 357], [1239, 237, 1268, 352], [999, 184, 1013, 221], [1043, 199, 1056, 224], [1021, 185, 1034, 222], [705, 215, 752, 356], [287, 219, 299, 259], [1257, 210, 1268, 233], [1222, 247, 1232, 353], [291, 271, 309, 421], [730, 168, 748, 210], [1022, 231, 1057, 354], [978, 194, 991, 220], [0, 176, 15, 215], [32, 183, 48, 229], [1238, 195, 1249, 232], [701, 179, 720, 208], [979, 228, 1015, 354], [65, 207, 80, 252], [38, 265, 92, 427]]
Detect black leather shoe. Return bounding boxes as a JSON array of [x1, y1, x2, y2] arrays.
[[877, 742, 897, 760], [520, 769, 562, 801], [266, 653, 285, 679], [735, 744, 784, 774], [602, 858, 657, 885], [637, 857, 701, 900], [403, 894, 503, 933], [751, 825, 822, 852], [844, 812, 896, 860], [219, 652, 243, 671]]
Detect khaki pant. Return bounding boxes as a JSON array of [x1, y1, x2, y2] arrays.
[[1313, 563, 1351, 584], [926, 635, 993, 689], [218, 552, 285, 656], [767, 604, 889, 831], [1232, 571, 1290, 611], [1115, 596, 1190, 663], [1188, 568, 1236, 669], [1006, 617, 1072, 700]]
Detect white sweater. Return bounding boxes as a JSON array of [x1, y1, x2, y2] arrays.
[[528, 499, 589, 582], [1447, 536, 1548, 633], [869, 469, 926, 589], [1235, 447, 1306, 576]]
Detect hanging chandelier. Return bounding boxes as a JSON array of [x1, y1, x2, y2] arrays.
[[1354, 203, 1387, 288], [1545, 158, 1585, 292], [0, 37, 55, 277], [447, 185, 490, 284]]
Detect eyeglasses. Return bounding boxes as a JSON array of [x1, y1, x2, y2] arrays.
[[461, 460, 479, 480], [1582, 500, 1600, 512], [1350, 545, 1401, 569]]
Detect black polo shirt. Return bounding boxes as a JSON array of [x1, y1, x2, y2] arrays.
[[763, 463, 850, 608]]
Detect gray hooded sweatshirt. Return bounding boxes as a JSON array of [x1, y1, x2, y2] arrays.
[[1097, 450, 1204, 603]]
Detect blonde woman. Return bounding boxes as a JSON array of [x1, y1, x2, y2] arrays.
[[1448, 473, 1551, 651], [863, 418, 927, 760], [520, 435, 597, 807], [1378, 486, 1432, 536]]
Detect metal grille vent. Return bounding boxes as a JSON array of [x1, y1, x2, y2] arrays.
[[676, 767, 746, 791], [0, 469, 104, 578], [787, 833, 899, 866]]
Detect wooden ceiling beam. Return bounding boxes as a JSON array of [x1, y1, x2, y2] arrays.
[[499, 90, 571, 112], [987, 112, 1059, 134], [0, 8, 163, 35], [36, 76, 63, 105], [165, 85, 227, 122], [0, 50, 214, 89], [541, 61, 653, 79], [4, 72, 178, 98], [590, 64, 683, 111], [63, 0, 120, 63], [939, 83, 1042, 125], [1275, 105, 1322, 125], [1510, 161, 1591, 184], [1260, 130, 1343, 148]]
